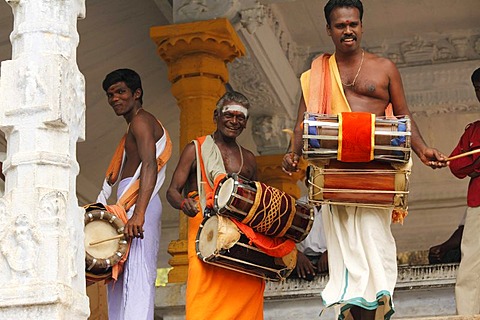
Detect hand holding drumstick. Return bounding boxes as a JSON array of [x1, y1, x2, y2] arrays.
[[282, 129, 300, 175]]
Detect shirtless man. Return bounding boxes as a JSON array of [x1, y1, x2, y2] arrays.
[[98, 68, 169, 320], [282, 1, 447, 319], [167, 91, 265, 320]]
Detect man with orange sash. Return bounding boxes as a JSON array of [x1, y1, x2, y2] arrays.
[[282, 1, 447, 320], [167, 91, 265, 320], [96, 69, 172, 320]]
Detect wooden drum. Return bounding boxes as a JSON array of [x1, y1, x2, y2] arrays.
[[196, 215, 297, 281], [84, 205, 128, 282], [308, 159, 411, 211], [303, 112, 411, 163], [214, 173, 314, 242]]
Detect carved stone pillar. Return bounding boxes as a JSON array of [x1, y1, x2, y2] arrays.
[[150, 18, 245, 283], [0, 0, 89, 319]]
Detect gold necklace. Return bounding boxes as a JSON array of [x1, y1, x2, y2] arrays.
[[341, 49, 364, 87]]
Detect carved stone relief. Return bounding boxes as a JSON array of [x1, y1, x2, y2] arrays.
[[251, 115, 290, 155], [228, 55, 278, 117], [173, 0, 240, 23], [19, 63, 47, 109], [39, 191, 66, 221], [0, 214, 41, 282], [240, 3, 266, 34], [59, 64, 86, 141]]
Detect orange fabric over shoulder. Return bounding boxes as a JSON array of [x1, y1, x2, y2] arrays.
[[306, 54, 332, 114]]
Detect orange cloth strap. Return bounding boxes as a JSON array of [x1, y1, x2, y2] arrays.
[[338, 112, 375, 162], [104, 204, 131, 282], [117, 129, 172, 210], [106, 134, 127, 186], [231, 219, 296, 258]]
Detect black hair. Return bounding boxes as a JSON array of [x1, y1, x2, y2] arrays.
[[471, 67, 480, 84], [102, 68, 143, 104], [324, 0, 363, 25]]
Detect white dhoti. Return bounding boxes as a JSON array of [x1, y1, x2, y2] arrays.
[[321, 205, 397, 320], [455, 206, 480, 315], [96, 133, 169, 320], [107, 177, 162, 320]]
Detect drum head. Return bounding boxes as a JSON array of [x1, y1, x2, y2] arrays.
[[84, 209, 127, 275], [85, 220, 121, 259], [217, 178, 235, 209], [197, 215, 219, 259]]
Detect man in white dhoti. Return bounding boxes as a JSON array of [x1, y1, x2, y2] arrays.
[[282, 1, 447, 319], [96, 68, 171, 320]]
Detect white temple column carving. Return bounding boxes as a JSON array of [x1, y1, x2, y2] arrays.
[[0, 0, 89, 318]]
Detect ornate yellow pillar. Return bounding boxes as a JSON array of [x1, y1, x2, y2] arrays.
[[256, 155, 307, 200], [150, 18, 245, 283]]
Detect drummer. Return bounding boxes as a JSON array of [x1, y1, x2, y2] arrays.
[[95, 69, 170, 320], [282, 1, 448, 319], [166, 91, 265, 320]]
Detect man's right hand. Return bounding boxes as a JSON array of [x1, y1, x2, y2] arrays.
[[282, 152, 300, 175], [181, 197, 200, 217], [296, 251, 316, 279]]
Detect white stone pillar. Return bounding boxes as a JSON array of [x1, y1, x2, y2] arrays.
[[0, 0, 89, 319]]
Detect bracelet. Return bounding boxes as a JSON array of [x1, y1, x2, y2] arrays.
[[180, 198, 188, 211]]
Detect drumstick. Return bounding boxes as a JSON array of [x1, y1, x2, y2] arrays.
[[446, 149, 480, 161], [89, 234, 124, 246]]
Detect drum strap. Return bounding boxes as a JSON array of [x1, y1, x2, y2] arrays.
[[104, 203, 131, 282], [195, 136, 226, 210], [231, 219, 296, 258]]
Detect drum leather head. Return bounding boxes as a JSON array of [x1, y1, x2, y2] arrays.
[[84, 209, 127, 276], [216, 178, 235, 209], [197, 215, 219, 258]]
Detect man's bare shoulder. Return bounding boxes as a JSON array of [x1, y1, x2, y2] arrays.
[[366, 52, 398, 72], [129, 109, 164, 139], [240, 145, 256, 159]]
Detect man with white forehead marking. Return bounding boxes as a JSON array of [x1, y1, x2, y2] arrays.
[[167, 91, 265, 319]]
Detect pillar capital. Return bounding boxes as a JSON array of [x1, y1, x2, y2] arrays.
[[151, 18, 245, 147], [151, 18, 245, 80]]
